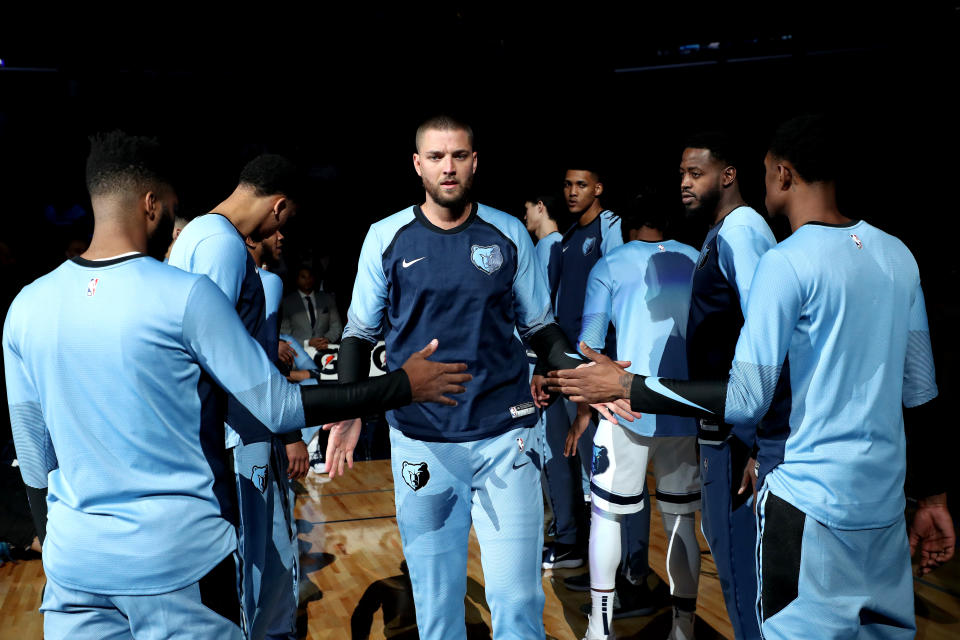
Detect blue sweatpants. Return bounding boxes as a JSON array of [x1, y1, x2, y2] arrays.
[[757, 487, 915, 640], [390, 425, 546, 640], [700, 439, 760, 640], [233, 439, 298, 640], [42, 553, 244, 640]]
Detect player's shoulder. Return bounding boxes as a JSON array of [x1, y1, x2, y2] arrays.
[[367, 206, 418, 248], [475, 203, 533, 250], [259, 268, 283, 288], [719, 206, 772, 235], [173, 214, 245, 259], [717, 206, 775, 248], [669, 240, 701, 261], [599, 209, 621, 229]]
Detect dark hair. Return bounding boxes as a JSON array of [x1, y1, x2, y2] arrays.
[[564, 164, 603, 184], [525, 194, 561, 221], [238, 154, 307, 204], [415, 114, 474, 151], [622, 188, 668, 234], [683, 131, 743, 170], [85, 130, 172, 197], [768, 114, 839, 184]]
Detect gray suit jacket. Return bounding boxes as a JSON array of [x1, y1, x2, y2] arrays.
[[280, 290, 343, 345]]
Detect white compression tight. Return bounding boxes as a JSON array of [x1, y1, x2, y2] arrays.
[[588, 508, 622, 637]]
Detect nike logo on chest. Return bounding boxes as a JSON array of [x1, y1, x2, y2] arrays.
[[402, 257, 426, 268]]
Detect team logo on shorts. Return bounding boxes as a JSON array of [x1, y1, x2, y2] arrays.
[[696, 247, 711, 270], [582, 237, 597, 256], [592, 445, 610, 476], [251, 465, 268, 493], [470, 245, 504, 274], [850, 234, 863, 250], [86, 278, 100, 297], [401, 461, 430, 491]]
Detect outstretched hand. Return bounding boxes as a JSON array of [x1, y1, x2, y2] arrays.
[[909, 494, 956, 576], [401, 339, 472, 405], [324, 418, 362, 478], [546, 342, 634, 404]]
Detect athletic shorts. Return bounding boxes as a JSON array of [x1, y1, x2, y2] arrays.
[[590, 419, 701, 515]]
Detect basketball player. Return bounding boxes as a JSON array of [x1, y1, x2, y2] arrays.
[[333, 115, 631, 640], [4, 131, 470, 640], [546, 114, 955, 640], [567, 197, 701, 640]]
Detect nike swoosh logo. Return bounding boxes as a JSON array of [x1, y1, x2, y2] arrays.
[[644, 377, 714, 414], [562, 246, 570, 252], [512, 459, 531, 470], [402, 257, 426, 268]]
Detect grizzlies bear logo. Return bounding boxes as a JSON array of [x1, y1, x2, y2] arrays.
[[251, 465, 268, 493], [470, 245, 504, 274], [591, 445, 610, 477], [582, 236, 597, 256], [401, 461, 430, 491]]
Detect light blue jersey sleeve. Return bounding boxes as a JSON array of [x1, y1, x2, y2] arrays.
[[3, 317, 57, 489], [724, 249, 801, 426], [903, 284, 938, 408], [534, 233, 560, 286], [182, 277, 305, 437], [599, 210, 623, 256], [485, 209, 553, 339], [189, 234, 248, 304], [280, 333, 319, 372], [579, 258, 613, 353], [342, 223, 391, 345], [716, 214, 776, 316]]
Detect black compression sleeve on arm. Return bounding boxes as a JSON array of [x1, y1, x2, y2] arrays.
[[528, 324, 584, 372], [301, 370, 412, 426], [904, 396, 948, 499], [338, 336, 374, 384], [25, 486, 47, 544], [279, 430, 302, 445], [629, 375, 727, 420]]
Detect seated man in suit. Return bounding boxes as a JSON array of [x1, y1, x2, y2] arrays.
[[281, 265, 343, 349]]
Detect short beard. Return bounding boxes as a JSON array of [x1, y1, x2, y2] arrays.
[[424, 176, 474, 214], [684, 188, 721, 222]]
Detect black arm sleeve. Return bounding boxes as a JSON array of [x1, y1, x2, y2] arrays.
[[279, 430, 302, 445], [629, 375, 727, 420], [25, 485, 47, 544], [338, 336, 375, 384], [301, 370, 411, 426], [528, 324, 584, 372], [904, 396, 948, 499]]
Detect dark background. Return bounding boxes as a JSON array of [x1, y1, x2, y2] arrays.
[[1, 6, 958, 493]]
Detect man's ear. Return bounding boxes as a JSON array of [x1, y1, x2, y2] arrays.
[[594, 181, 604, 197], [722, 165, 737, 188], [413, 153, 423, 177], [143, 191, 159, 221]]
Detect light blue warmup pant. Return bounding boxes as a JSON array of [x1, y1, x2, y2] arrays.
[[42, 553, 244, 640], [757, 486, 915, 640], [233, 439, 299, 640], [390, 424, 546, 640]]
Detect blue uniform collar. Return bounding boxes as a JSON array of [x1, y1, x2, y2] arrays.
[[413, 202, 478, 235]]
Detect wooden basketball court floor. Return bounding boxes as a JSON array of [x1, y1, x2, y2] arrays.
[[1, 459, 958, 639]]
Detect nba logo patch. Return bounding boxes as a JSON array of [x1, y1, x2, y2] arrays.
[[657, 244, 666, 252], [517, 437, 524, 453], [850, 234, 863, 249], [86, 278, 100, 297], [470, 244, 504, 274], [582, 236, 597, 256]]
